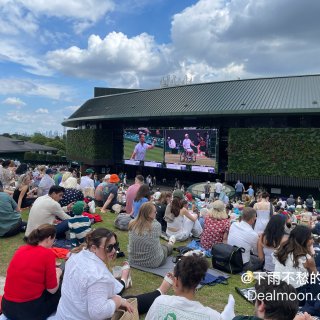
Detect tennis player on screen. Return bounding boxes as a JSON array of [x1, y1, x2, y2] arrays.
[[131, 134, 156, 161], [182, 133, 196, 155]]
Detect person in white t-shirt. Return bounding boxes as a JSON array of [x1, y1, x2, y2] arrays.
[[80, 169, 94, 190], [168, 138, 176, 149], [182, 134, 196, 154], [131, 134, 155, 161], [214, 179, 223, 198], [146, 254, 235, 320], [80, 169, 95, 197], [228, 207, 262, 271]]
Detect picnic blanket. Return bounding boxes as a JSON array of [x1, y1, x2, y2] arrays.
[[186, 239, 212, 257], [53, 239, 72, 249], [130, 256, 229, 289]]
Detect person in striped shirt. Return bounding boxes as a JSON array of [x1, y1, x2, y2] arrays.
[[68, 201, 91, 247]]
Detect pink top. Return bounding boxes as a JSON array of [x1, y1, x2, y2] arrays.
[[200, 217, 230, 250], [125, 183, 141, 214]]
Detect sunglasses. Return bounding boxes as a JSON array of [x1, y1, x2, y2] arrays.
[[105, 242, 119, 253]]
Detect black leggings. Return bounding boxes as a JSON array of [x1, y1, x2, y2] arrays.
[[2, 289, 61, 320], [21, 197, 36, 208], [119, 280, 161, 314]]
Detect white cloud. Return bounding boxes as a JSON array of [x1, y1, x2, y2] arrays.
[[170, 0, 320, 76], [0, 78, 73, 100], [2, 97, 26, 107], [36, 108, 48, 114], [64, 105, 80, 112], [0, 40, 53, 76], [0, 0, 38, 35], [46, 32, 170, 83], [19, 0, 115, 24], [4, 109, 65, 133], [3, 0, 320, 90], [0, 0, 115, 36]]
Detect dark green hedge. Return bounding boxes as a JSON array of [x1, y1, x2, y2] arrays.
[[228, 128, 320, 178], [66, 129, 113, 163], [24, 152, 66, 163]]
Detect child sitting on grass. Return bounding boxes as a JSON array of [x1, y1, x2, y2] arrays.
[[68, 201, 91, 247]]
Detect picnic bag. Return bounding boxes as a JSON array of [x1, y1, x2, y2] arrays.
[[211, 243, 245, 274], [111, 298, 139, 320], [114, 213, 132, 231]]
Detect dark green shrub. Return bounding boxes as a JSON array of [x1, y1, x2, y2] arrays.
[[228, 128, 320, 178]]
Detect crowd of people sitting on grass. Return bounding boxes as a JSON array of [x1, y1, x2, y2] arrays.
[[0, 160, 319, 319]]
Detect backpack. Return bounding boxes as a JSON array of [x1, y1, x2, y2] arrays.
[[211, 243, 245, 274], [114, 213, 132, 231]]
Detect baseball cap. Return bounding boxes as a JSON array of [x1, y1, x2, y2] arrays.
[[85, 168, 94, 174], [104, 174, 111, 181], [46, 168, 54, 175], [173, 189, 184, 199]]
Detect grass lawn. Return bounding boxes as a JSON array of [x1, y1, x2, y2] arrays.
[[0, 208, 254, 318], [124, 140, 164, 162]]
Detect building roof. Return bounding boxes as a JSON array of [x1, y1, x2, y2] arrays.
[[63, 74, 320, 127], [0, 136, 58, 153]]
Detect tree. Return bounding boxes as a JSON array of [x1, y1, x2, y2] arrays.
[[2, 133, 12, 138], [45, 140, 65, 151], [30, 133, 49, 145]]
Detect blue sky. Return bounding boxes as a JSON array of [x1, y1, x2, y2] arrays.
[[1, 0, 320, 134]]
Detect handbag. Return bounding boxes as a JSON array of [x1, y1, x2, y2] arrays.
[[211, 243, 245, 274], [111, 298, 139, 320], [114, 213, 132, 231]]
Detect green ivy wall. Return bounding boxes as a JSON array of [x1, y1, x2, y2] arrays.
[[228, 128, 320, 179], [66, 129, 113, 165]]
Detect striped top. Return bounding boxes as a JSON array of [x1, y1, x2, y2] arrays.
[[68, 216, 91, 247], [128, 220, 164, 268]]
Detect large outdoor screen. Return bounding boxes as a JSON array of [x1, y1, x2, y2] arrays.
[[123, 128, 164, 162], [165, 129, 217, 167]]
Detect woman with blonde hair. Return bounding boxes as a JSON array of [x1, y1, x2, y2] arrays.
[[13, 173, 37, 211], [128, 202, 175, 268], [59, 172, 72, 188], [200, 200, 230, 250]]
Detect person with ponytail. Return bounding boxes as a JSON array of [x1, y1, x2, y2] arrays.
[[164, 189, 202, 241], [1, 224, 62, 320], [55, 228, 174, 320]]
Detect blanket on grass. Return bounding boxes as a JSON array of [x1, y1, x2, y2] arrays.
[[130, 256, 229, 289]]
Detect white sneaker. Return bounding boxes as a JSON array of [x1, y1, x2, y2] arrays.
[[168, 235, 176, 245]]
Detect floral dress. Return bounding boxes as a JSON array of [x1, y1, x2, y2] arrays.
[[200, 217, 230, 250]]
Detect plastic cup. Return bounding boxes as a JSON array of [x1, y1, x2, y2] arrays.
[[112, 266, 122, 279]]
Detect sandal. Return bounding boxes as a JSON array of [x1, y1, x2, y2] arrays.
[[121, 261, 132, 289]]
